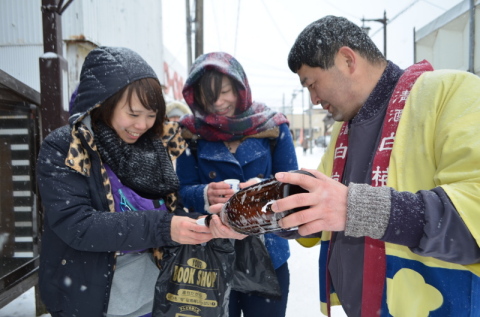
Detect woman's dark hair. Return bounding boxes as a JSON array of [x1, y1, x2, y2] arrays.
[[91, 77, 166, 136], [193, 70, 238, 113], [288, 15, 386, 72]]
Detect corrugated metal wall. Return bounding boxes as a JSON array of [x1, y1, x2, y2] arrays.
[[62, 0, 165, 84], [0, 0, 44, 91], [0, 45, 43, 91], [0, 0, 165, 94], [0, 0, 43, 44]]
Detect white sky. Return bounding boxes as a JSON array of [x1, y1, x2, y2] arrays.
[[162, 0, 463, 113]]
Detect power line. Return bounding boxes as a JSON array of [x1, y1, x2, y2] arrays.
[[369, 0, 451, 37], [240, 56, 294, 72], [323, 0, 362, 20], [421, 0, 448, 11], [259, 0, 291, 47], [370, 0, 419, 37], [234, 0, 241, 55], [210, 0, 223, 50]]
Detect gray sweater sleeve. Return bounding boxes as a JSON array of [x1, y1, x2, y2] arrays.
[[344, 183, 480, 265], [344, 183, 391, 239]]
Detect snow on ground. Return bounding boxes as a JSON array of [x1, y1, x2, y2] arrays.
[[286, 146, 347, 317], [0, 145, 347, 317]]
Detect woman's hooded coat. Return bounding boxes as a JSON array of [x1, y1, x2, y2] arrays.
[[177, 52, 298, 270], [36, 46, 185, 317]]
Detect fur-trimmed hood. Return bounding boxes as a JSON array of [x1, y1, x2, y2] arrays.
[[166, 101, 191, 119]]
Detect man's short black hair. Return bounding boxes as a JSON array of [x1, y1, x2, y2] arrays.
[[288, 15, 386, 72]]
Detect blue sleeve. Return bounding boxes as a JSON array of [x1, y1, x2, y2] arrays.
[[382, 187, 480, 265], [176, 147, 208, 214], [272, 124, 298, 174], [271, 124, 299, 239]]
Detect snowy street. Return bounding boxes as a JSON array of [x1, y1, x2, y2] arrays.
[[0, 145, 347, 317]]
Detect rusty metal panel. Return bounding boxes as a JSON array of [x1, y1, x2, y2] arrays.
[[61, 0, 98, 43]]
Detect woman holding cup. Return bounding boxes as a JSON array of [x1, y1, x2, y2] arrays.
[[224, 179, 240, 192], [176, 52, 298, 317]]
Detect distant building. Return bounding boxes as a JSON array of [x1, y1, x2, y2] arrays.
[[286, 108, 331, 148], [0, 0, 187, 112], [415, 0, 480, 75]]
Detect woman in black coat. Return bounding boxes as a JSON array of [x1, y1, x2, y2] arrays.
[[36, 46, 243, 317]]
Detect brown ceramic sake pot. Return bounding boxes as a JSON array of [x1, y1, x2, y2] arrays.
[[219, 170, 315, 235]]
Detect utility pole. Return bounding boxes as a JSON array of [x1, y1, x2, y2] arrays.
[[186, 0, 204, 66], [194, 0, 204, 59], [186, 0, 193, 69], [361, 10, 388, 58], [301, 89, 305, 142], [309, 100, 313, 154], [469, 0, 475, 73], [292, 88, 305, 147]]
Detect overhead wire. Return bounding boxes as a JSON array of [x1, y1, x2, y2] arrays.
[[259, 0, 291, 47], [234, 0, 241, 55], [161, 1, 188, 68], [370, 0, 420, 37], [421, 0, 447, 11], [210, 0, 223, 50], [323, 0, 362, 20], [368, 0, 451, 37]]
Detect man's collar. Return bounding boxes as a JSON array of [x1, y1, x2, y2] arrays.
[[351, 62, 404, 124]]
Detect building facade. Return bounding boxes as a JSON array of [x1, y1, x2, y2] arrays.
[[415, 0, 480, 75]]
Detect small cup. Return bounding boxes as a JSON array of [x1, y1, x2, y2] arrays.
[[224, 179, 240, 192]]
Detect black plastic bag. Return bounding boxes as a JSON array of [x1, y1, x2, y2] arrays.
[[231, 235, 282, 298], [153, 239, 235, 317]]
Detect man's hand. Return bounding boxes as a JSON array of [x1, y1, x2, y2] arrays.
[[271, 168, 348, 236]]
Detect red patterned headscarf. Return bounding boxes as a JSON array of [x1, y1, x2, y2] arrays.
[[181, 52, 288, 142]]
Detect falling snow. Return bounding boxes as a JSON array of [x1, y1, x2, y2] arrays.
[[0, 146, 347, 317]]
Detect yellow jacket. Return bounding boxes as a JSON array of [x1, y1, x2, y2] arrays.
[[306, 69, 480, 316]]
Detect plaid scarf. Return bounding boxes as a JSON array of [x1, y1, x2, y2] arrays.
[[181, 52, 288, 141], [180, 102, 288, 141]]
